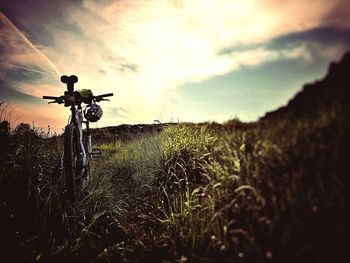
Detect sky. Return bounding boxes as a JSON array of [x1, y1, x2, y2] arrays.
[[1, 0, 350, 132]]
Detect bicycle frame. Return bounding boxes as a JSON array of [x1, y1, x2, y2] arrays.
[[69, 100, 90, 173]]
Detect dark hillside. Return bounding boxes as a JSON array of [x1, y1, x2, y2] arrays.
[[262, 51, 350, 120]]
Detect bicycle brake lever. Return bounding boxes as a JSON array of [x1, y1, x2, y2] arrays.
[[48, 98, 64, 104]]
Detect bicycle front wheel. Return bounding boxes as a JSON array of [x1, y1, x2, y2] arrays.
[[64, 123, 82, 203]]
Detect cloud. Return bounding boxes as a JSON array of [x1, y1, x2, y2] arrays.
[[0, 79, 66, 131], [72, 0, 348, 102], [107, 106, 129, 118], [0, 12, 61, 101], [0, 12, 61, 75], [321, 0, 350, 28], [268, 26, 350, 50], [266, 26, 350, 63], [0, 79, 42, 104]]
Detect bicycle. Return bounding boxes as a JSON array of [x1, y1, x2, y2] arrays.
[[43, 75, 113, 202]]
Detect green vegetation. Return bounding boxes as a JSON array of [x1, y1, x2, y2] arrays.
[[1, 53, 349, 262], [1, 108, 348, 262], [90, 108, 348, 262]]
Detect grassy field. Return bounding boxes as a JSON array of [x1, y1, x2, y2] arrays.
[[1, 115, 349, 262], [1, 53, 349, 262]]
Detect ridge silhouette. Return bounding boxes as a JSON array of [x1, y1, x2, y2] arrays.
[[262, 50, 350, 120]]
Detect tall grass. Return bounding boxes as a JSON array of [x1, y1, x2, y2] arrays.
[[87, 109, 349, 262], [1, 98, 349, 262]]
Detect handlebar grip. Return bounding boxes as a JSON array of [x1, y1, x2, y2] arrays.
[[43, 96, 58, 100], [97, 93, 113, 98]]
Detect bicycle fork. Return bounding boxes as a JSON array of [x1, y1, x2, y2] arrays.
[[84, 120, 102, 159]]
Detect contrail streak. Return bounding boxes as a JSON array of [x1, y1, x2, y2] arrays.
[[0, 61, 56, 74], [0, 12, 62, 76]]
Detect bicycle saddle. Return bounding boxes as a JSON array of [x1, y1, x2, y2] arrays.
[[61, 75, 78, 85]]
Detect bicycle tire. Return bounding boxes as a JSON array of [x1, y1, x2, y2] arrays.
[[64, 123, 81, 203]]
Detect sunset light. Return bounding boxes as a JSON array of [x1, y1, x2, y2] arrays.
[[1, 1, 350, 261]]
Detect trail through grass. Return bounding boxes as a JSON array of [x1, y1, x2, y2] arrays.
[[74, 111, 349, 262]]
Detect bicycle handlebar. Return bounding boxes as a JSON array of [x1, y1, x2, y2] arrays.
[[43, 96, 59, 100], [94, 93, 113, 98], [94, 93, 113, 102], [43, 92, 114, 104]]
